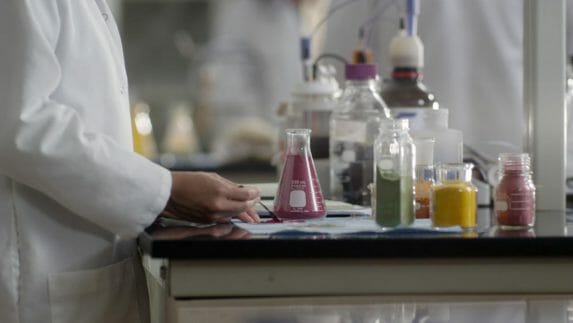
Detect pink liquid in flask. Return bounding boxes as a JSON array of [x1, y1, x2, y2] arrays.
[[274, 129, 326, 220]]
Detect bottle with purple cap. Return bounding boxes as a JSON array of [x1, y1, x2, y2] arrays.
[[329, 63, 392, 206]]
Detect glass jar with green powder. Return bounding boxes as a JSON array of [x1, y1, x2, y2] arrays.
[[373, 119, 415, 227]]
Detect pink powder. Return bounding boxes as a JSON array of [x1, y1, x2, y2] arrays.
[[495, 170, 536, 227]]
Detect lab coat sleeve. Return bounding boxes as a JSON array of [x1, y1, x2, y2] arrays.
[[0, 1, 171, 238]]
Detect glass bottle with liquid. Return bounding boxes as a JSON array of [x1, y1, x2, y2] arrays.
[[374, 119, 415, 227], [274, 129, 326, 220], [381, 68, 438, 117], [431, 163, 478, 229], [494, 153, 536, 228], [330, 64, 392, 206], [380, 21, 438, 120]]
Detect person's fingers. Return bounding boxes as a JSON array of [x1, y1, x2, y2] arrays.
[[211, 214, 233, 224], [245, 208, 260, 223], [236, 212, 255, 223], [235, 207, 261, 223], [169, 172, 265, 224], [226, 185, 260, 201], [210, 197, 260, 213]]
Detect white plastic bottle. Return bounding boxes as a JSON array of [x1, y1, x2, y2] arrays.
[[291, 74, 340, 197], [409, 109, 463, 164], [274, 67, 340, 194]]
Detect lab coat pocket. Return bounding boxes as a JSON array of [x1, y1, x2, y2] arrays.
[[48, 257, 141, 323]]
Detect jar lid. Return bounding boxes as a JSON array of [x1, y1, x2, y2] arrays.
[[345, 64, 378, 80]]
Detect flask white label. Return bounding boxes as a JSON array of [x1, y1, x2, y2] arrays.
[[289, 190, 307, 208], [495, 200, 508, 211]]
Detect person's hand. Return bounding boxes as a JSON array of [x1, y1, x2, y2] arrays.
[[161, 172, 261, 224]]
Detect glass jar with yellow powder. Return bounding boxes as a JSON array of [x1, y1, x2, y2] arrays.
[[431, 163, 478, 229]]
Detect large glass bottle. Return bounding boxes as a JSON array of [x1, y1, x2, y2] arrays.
[[274, 129, 326, 220], [380, 23, 438, 120], [381, 68, 438, 116], [374, 119, 415, 227], [330, 64, 391, 206]]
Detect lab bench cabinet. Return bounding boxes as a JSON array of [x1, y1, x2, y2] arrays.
[[139, 211, 573, 323]]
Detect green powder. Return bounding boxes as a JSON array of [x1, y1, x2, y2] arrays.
[[375, 168, 414, 227], [400, 175, 414, 225]]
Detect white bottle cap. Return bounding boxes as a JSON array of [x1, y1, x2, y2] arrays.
[[389, 32, 424, 68]]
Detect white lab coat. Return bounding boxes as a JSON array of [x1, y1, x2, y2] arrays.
[[0, 1, 171, 323]]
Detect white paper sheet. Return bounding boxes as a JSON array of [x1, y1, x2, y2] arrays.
[[234, 218, 462, 237]]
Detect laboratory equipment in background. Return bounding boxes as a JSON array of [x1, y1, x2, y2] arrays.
[[161, 102, 199, 157], [330, 63, 391, 206], [431, 163, 478, 230], [274, 102, 291, 177], [211, 116, 277, 164], [374, 119, 415, 228], [297, 76, 340, 198], [414, 138, 435, 219], [409, 109, 462, 164], [494, 153, 536, 229], [380, 1, 438, 120], [131, 101, 158, 160], [274, 129, 326, 220], [351, 25, 374, 65], [275, 65, 340, 194]]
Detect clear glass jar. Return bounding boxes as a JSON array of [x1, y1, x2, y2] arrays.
[[494, 153, 536, 229], [330, 64, 392, 206], [374, 119, 415, 227], [431, 163, 478, 229]]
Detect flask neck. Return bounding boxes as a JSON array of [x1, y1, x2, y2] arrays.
[[500, 164, 531, 176], [498, 153, 532, 176], [286, 129, 311, 155]]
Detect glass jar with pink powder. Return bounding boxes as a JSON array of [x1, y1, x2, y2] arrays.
[[494, 153, 536, 229]]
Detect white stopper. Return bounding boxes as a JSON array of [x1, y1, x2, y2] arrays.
[[389, 32, 424, 68]]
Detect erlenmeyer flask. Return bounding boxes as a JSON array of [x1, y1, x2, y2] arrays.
[[274, 129, 326, 220]]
